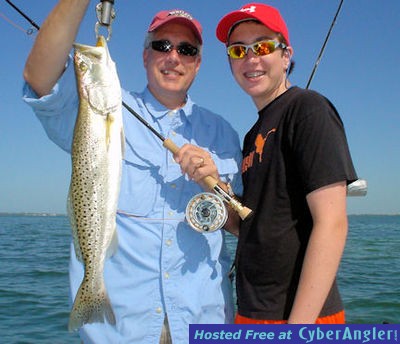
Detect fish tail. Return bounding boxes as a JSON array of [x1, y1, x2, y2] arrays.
[[68, 278, 116, 332]]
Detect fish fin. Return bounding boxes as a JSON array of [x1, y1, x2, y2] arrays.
[[105, 113, 112, 148], [120, 126, 125, 158], [106, 228, 119, 259], [67, 188, 83, 262], [68, 278, 116, 332]]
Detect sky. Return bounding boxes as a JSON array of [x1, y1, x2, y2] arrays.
[[1, 0, 399, 215]]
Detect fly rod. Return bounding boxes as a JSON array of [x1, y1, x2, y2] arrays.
[[122, 101, 253, 220], [5, 0, 40, 31], [5, 0, 252, 219]]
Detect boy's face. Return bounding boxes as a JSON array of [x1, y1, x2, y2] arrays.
[[228, 21, 291, 110]]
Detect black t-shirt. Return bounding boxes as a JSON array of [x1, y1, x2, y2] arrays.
[[237, 86, 358, 320]]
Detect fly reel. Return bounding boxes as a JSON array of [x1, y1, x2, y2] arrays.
[[185, 192, 227, 233]]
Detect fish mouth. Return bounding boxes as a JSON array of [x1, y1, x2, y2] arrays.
[[73, 35, 107, 51], [96, 35, 107, 47]]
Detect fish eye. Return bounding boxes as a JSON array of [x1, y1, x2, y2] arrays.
[[79, 61, 88, 72]]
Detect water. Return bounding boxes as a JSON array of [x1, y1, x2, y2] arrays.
[[0, 215, 80, 343], [0, 214, 399, 343], [339, 215, 400, 323]]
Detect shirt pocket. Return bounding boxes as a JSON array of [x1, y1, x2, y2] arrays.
[[117, 153, 158, 217]]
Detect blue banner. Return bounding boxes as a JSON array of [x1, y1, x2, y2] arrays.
[[189, 324, 399, 343]]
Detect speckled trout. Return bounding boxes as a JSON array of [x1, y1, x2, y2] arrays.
[[67, 35, 124, 332]]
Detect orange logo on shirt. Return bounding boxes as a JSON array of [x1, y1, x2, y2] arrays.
[[255, 129, 276, 163], [242, 128, 276, 173]]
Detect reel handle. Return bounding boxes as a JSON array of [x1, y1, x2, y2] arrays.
[[163, 138, 253, 220]]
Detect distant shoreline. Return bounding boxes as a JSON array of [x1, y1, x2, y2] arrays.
[[0, 212, 66, 217], [1, 212, 399, 217]]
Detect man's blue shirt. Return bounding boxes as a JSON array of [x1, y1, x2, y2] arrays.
[[23, 57, 242, 344]]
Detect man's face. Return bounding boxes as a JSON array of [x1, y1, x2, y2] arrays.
[[143, 22, 201, 108], [228, 21, 291, 110]]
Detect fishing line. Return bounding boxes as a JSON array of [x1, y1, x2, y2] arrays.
[[5, 0, 364, 220], [122, 101, 253, 225], [5, 0, 252, 230], [0, 10, 36, 35], [4, 0, 40, 31]]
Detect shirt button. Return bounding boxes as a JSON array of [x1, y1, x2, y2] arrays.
[[156, 307, 162, 314], [171, 131, 177, 136], [166, 239, 172, 246], [168, 211, 174, 216], [164, 272, 170, 279], [171, 184, 176, 189]]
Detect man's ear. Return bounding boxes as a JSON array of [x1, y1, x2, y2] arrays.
[[143, 49, 149, 68]]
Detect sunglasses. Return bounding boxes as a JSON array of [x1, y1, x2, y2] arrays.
[[150, 40, 199, 57], [227, 40, 287, 59]]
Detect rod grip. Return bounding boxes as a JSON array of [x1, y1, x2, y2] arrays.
[[163, 138, 253, 220], [163, 139, 219, 190], [163, 138, 180, 154]]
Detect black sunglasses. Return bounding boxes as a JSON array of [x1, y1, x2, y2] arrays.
[[150, 40, 199, 57]]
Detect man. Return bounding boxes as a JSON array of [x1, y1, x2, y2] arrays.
[[216, 3, 358, 324], [23, 1, 242, 343]]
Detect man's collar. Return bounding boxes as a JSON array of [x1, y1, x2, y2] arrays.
[[143, 87, 194, 123]]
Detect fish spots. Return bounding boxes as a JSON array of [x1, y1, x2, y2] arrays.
[[68, 36, 122, 331]]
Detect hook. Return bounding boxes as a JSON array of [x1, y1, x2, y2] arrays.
[[95, 1, 116, 41]]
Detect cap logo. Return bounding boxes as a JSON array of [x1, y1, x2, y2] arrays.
[[168, 10, 193, 21], [240, 5, 256, 13]]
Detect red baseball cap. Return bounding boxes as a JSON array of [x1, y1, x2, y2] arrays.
[[216, 3, 290, 46], [148, 9, 203, 44]]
